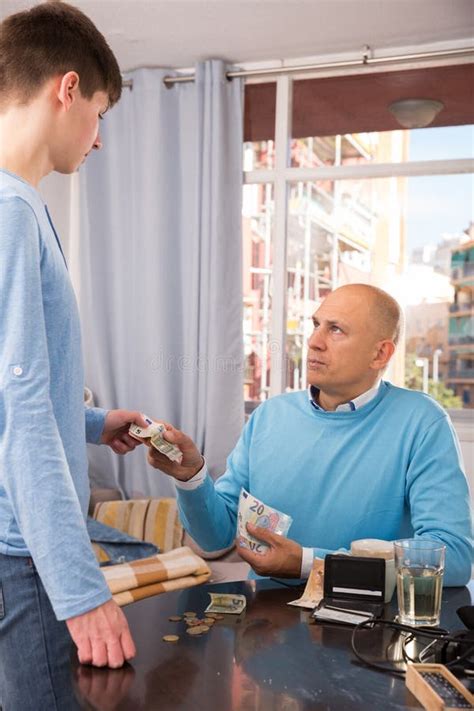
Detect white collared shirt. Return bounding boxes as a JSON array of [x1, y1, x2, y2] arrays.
[[309, 381, 381, 412]]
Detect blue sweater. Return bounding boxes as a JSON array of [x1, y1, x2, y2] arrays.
[[0, 170, 112, 620], [177, 382, 472, 586]]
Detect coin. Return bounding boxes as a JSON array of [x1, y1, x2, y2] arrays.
[[206, 613, 224, 620], [162, 635, 179, 643], [204, 617, 216, 625], [183, 611, 197, 617], [168, 615, 182, 622], [186, 618, 205, 627], [186, 625, 210, 636]]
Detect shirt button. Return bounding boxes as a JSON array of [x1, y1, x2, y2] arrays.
[[13, 366, 23, 376]]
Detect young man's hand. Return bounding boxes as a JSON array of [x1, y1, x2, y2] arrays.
[[100, 410, 148, 454], [146, 424, 204, 482], [66, 598, 136, 668], [236, 523, 303, 578]]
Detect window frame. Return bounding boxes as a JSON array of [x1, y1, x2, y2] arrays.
[[243, 73, 474, 399]]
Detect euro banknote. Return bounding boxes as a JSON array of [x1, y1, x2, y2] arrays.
[[129, 416, 183, 464], [237, 488, 293, 555]]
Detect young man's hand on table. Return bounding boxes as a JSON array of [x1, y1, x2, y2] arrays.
[[236, 523, 303, 578], [66, 598, 136, 668]]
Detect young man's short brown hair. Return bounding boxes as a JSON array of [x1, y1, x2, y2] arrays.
[[0, 1, 122, 109]]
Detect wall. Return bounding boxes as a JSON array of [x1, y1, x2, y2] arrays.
[[450, 409, 474, 508], [38, 172, 73, 260]]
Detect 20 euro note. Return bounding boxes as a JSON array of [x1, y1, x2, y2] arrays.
[[129, 416, 183, 464], [237, 488, 293, 555]]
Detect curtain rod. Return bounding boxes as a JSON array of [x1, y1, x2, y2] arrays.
[[121, 45, 473, 89]]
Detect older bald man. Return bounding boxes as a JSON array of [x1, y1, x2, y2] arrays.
[[147, 284, 472, 586]]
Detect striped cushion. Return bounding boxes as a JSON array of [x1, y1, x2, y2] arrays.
[[93, 498, 184, 553]]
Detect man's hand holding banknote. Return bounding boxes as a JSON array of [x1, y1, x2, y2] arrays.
[[146, 425, 303, 578], [236, 489, 302, 578], [142, 420, 204, 481]]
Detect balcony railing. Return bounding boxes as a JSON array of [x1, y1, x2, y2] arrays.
[[451, 263, 474, 281], [447, 368, 474, 380], [448, 335, 474, 346], [449, 302, 474, 313]]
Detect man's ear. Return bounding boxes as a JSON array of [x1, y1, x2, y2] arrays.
[[56, 71, 80, 112], [371, 339, 395, 371]]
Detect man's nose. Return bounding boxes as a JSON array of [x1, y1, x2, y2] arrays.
[[308, 327, 326, 350], [92, 132, 102, 151]]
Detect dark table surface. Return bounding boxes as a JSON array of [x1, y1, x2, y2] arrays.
[[70, 579, 474, 711]]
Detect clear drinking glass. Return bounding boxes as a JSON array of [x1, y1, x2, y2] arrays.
[[394, 539, 445, 626]]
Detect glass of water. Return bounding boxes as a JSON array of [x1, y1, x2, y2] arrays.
[[394, 539, 445, 627]]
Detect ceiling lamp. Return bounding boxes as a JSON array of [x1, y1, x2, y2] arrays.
[[388, 98, 445, 129]]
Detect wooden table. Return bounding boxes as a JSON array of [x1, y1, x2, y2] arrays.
[[70, 579, 474, 710]]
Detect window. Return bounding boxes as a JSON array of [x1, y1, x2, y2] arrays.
[[242, 68, 474, 408], [243, 184, 274, 402]]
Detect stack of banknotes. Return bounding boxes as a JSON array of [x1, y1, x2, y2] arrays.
[[129, 415, 183, 464], [237, 488, 293, 554]]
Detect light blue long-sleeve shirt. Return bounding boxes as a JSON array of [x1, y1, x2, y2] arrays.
[[177, 382, 473, 587], [0, 169, 112, 620]]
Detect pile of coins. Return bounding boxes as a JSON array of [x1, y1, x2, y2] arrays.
[[162, 611, 225, 643]]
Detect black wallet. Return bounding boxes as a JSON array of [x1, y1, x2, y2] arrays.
[[312, 554, 385, 626]]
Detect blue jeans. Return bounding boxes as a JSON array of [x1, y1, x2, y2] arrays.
[[0, 554, 80, 711]]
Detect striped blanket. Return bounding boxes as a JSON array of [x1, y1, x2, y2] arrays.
[[102, 546, 211, 606]]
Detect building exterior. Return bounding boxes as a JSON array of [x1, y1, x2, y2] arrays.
[[403, 262, 453, 384], [243, 130, 409, 402], [411, 233, 467, 276], [405, 301, 450, 381], [447, 227, 474, 407]]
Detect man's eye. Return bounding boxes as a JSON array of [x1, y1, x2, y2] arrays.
[[331, 325, 343, 333]]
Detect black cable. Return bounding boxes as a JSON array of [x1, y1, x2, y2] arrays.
[[350, 618, 454, 678], [351, 620, 406, 677], [415, 629, 474, 671], [269, 577, 305, 589], [445, 640, 474, 669], [401, 632, 419, 664]]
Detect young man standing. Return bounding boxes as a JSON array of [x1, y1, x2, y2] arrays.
[[0, 2, 145, 707]]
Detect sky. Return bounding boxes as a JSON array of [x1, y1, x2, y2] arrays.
[[405, 124, 474, 252]]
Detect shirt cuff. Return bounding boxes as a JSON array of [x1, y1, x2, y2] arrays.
[[85, 406, 107, 444], [300, 546, 314, 578], [175, 460, 208, 491]]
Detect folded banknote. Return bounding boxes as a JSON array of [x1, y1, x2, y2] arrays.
[[205, 593, 246, 615], [129, 416, 183, 464]]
